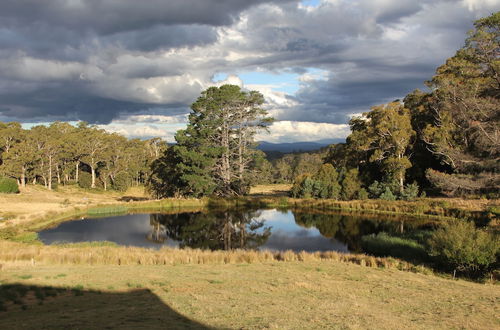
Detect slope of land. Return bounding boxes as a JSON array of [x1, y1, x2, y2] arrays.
[[0, 262, 498, 329]]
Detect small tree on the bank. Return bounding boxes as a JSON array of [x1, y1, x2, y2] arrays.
[[149, 85, 273, 198], [428, 221, 499, 278]]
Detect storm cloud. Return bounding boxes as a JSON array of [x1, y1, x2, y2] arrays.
[[0, 0, 498, 127]]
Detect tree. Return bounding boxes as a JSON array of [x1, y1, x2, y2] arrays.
[[149, 85, 272, 197], [313, 164, 341, 199], [340, 168, 362, 200], [421, 12, 499, 195], [80, 125, 108, 189], [347, 102, 415, 192]]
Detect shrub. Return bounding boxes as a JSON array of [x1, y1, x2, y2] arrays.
[[379, 187, 396, 201], [358, 188, 369, 200], [368, 181, 384, 198], [313, 164, 341, 199], [427, 221, 499, 277], [400, 182, 419, 201], [78, 171, 92, 189], [290, 174, 314, 198], [340, 168, 361, 200], [113, 172, 131, 192], [0, 177, 19, 194]]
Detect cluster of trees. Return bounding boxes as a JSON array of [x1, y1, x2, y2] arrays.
[[149, 85, 273, 198], [272, 152, 325, 183], [309, 12, 499, 199], [0, 122, 165, 191]]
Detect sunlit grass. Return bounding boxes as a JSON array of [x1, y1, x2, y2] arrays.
[[0, 263, 497, 329]]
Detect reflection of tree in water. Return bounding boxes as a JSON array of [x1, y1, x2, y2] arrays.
[[149, 210, 271, 250], [293, 212, 425, 252]]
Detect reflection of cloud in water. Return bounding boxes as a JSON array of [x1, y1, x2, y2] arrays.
[[254, 209, 293, 224], [39, 214, 180, 249], [261, 228, 348, 253]]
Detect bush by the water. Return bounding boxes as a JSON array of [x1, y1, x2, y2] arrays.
[[427, 221, 498, 277], [0, 177, 19, 194]]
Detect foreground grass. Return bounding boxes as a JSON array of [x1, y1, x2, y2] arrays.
[[0, 262, 498, 329]]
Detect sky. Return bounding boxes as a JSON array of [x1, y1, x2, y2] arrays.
[[0, 0, 499, 143]]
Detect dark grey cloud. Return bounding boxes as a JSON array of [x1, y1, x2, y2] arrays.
[[0, 0, 294, 35], [0, 0, 498, 125]]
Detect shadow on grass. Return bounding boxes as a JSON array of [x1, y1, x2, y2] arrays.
[[117, 196, 151, 202], [0, 283, 212, 329]]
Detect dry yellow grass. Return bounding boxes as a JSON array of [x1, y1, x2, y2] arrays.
[[0, 240, 423, 273], [0, 262, 498, 329], [0, 185, 147, 227], [249, 184, 292, 196]]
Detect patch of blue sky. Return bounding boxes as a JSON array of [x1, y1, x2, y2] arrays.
[[301, 0, 321, 7], [239, 71, 301, 94], [21, 121, 79, 129], [213, 68, 327, 95]]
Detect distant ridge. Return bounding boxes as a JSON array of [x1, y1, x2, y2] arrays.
[[257, 139, 344, 153]]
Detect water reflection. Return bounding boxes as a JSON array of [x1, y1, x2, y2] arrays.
[[293, 212, 425, 252], [149, 210, 271, 250], [38, 208, 432, 253]]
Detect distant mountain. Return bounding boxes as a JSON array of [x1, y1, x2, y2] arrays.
[[256, 139, 344, 153]]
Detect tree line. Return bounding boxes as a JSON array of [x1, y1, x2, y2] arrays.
[[0, 122, 165, 191]]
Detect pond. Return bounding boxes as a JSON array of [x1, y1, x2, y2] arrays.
[[38, 209, 434, 254]]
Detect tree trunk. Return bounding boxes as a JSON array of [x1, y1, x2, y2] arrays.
[[21, 166, 26, 188], [48, 155, 52, 190], [91, 160, 96, 188], [75, 160, 80, 183]]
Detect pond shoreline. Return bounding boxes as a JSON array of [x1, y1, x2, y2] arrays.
[[1, 195, 497, 245]]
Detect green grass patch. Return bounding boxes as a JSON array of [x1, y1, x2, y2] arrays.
[[361, 232, 429, 263]]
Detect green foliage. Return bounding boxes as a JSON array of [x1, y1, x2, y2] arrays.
[[290, 164, 341, 199], [358, 188, 369, 200], [323, 12, 499, 198], [0, 120, 163, 192], [273, 152, 325, 184], [340, 168, 361, 200], [379, 187, 396, 201], [78, 171, 92, 189], [367, 181, 384, 198], [361, 232, 428, 263], [400, 182, 419, 201], [290, 174, 315, 198], [149, 85, 271, 198], [112, 172, 131, 192], [0, 177, 19, 194], [428, 221, 499, 276]]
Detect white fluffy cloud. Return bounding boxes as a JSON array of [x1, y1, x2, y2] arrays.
[[256, 120, 350, 143]]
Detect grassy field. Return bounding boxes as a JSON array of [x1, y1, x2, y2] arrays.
[[0, 184, 147, 223], [0, 184, 498, 328], [0, 262, 498, 329]]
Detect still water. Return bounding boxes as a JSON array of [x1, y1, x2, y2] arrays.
[[39, 209, 431, 253]]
